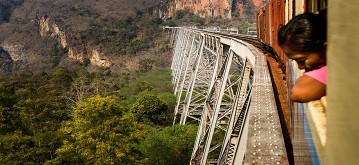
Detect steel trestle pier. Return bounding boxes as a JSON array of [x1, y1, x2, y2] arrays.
[[168, 27, 289, 165]]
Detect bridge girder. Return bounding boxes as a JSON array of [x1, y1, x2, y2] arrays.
[[168, 27, 288, 165]]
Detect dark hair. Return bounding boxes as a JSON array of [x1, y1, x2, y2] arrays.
[[278, 12, 327, 53]]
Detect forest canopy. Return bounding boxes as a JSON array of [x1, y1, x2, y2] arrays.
[[0, 67, 197, 164]]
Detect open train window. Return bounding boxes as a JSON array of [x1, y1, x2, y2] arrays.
[[306, 0, 327, 13]]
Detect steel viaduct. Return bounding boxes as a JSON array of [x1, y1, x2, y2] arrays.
[[168, 27, 289, 164]]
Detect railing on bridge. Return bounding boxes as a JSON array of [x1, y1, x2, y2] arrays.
[[167, 27, 289, 165]]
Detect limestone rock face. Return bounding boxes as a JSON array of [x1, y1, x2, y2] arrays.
[[59, 32, 67, 48], [68, 47, 84, 62], [38, 16, 68, 49], [252, 0, 263, 8], [38, 16, 112, 67], [1, 44, 25, 61], [38, 16, 50, 36], [52, 24, 60, 34], [68, 48, 112, 68], [161, 0, 259, 19], [90, 49, 111, 67], [168, 0, 232, 19], [49, 23, 68, 48]]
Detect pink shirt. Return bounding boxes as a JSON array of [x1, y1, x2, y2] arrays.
[[304, 66, 327, 85]]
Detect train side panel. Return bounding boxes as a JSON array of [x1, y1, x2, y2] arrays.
[[270, 0, 286, 62], [256, 0, 328, 164]]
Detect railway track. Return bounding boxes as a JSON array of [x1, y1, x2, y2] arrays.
[[225, 34, 286, 73]]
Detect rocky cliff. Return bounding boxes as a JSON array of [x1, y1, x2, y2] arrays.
[[160, 0, 260, 19], [252, 0, 263, 8], [0, 0, 164, 73], [0, 0, 256, 74], [168, 0, 232, 19], [37, 14, 108, 67]]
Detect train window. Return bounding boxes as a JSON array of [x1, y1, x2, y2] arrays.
[[319, 0, 327, 11], [306, 0, 318, 12], [306, 0, 327, 13]]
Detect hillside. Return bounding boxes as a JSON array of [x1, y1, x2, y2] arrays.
[[0, 0, 256, 74], [163, 0, 260, 19], [0, 0, 170, 74]]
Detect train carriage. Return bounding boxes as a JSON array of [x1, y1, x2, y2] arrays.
[[256, 0, 328, 164]]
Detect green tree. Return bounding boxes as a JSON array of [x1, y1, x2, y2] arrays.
[[138, 59, 155, 72], [15, 97, 69, 135], [0, 131, 65, 164], [157, 92, 176, 112], [175, 10, 186, 19], [49, 42, 68, 68], [167, 20, 177, 27], [139, 125, 198, 165], [0, 106, 21, 134], [131, 94, 170, 126], [49, 96, 144, 164], [135, 68, 174, 93], [51, 67, 74, 89], [0, 82, 14, 108], [0, 96, 70, 164], [0, 132, 36, 164], [151, 17, 163, 25], [0, 83, 19, 134]]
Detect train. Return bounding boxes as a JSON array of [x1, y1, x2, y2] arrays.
[[256, 0, 327, 66], [254, 0, 359, 164], [255, 0, 328, 164]]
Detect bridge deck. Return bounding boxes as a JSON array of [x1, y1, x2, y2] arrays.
[[243, 45, 288, 164]]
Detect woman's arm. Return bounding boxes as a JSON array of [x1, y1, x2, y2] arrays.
[[291, 75, 326, 102]]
